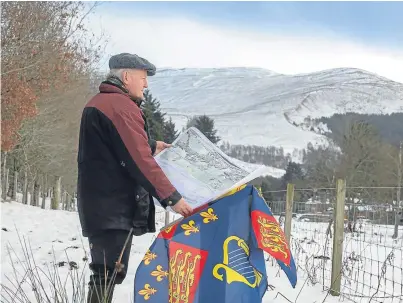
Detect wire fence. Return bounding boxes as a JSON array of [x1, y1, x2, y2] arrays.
[[262, 185, 403, 303]]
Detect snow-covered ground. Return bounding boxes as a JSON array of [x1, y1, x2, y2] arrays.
[[2, 200, 402, 302], [288, 217, 403, 303], [227, 156, 286, 178]]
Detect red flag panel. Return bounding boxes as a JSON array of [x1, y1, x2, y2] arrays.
[[251, 210, 291, 267], [168, 241, 208, 303]]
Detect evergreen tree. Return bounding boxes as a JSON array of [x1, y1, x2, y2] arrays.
[[186, 114, 221, 144], [163, 117, 178, 143], [281, 162, 304, 189], [260, 181, 274, 202], [142, 90, 166, 141]]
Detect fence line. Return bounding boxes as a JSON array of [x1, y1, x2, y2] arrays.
[[263, 181, 403, 303]]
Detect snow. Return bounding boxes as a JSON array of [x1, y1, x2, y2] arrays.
[[227, 155, 286, 178], [288, 216, 403, 303], [1, 201, 353, 303], [147, 67, 403, 155]]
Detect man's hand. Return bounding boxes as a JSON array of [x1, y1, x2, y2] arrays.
[[154, 141, 172, 156], [171, 198, 193, 217]]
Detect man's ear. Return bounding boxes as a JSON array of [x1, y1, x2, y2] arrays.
[[122, 70, 128, 83]]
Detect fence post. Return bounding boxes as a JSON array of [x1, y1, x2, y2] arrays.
[[285, 183, 294, 245], [165, 209, 170, 226], [330, 178, 346, 296]]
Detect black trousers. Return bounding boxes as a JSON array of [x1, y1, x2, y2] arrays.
[[88, 229, 133, 286]]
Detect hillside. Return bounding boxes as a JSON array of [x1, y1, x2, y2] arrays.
[[148, 67, 403, 153]]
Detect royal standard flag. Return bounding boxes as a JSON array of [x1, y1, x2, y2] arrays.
[[133, 185, 297, 303]]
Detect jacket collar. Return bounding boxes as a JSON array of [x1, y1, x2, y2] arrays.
[[99, 76, 143, 107]]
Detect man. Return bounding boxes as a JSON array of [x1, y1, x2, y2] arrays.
[[76, 53, 192, 303]]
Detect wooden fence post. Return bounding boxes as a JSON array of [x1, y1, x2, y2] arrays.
[[165, 209, 170, 226], [285, 183, 295, 245], [330, 178, 346, 296]]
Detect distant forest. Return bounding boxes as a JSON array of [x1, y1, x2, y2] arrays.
[[220, 112, 403, 171], [315, 112, 403, 147], [219, 142, 302, 170]]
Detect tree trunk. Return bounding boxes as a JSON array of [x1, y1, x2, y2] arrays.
[[2, 168, 10, 201], [41, 175, 46, 209], [22, 169, 28, 204], [44, 174, 48, 197], [30, 180, 35, 206], [1, 152, 8, 201], [64, 191, 69, 211], [71, 194, 76, 211], [34, 176, 41, 207], [12, 170, 18, 200], [51, 176, 61, 210], [70, 193, 76, 211]]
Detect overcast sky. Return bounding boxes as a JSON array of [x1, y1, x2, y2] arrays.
[[88, 1, 403, 83]]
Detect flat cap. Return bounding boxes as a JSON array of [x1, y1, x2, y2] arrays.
[[108, 53, 156, 76]]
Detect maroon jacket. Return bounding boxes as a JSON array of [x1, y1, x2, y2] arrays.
[[76, 78, 182, 237]]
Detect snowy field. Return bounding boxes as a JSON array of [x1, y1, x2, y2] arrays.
[[288, 218, 403, 303], [2, 199, 402, 303]]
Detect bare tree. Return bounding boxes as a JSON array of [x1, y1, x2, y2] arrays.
[[2, 1, 107, 195]]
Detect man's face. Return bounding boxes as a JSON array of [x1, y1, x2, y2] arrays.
[[122, 69, 148, 99]]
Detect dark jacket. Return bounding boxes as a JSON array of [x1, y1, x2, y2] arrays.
[[76, 77, 182, 237]]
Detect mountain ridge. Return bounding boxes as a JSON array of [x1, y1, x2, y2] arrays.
[[147, 66, 403, 153]]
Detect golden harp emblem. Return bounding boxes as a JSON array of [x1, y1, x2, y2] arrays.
[[212, 236, 263, 288]]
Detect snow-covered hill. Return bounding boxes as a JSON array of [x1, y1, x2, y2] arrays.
[[148, 67, 403, 153]]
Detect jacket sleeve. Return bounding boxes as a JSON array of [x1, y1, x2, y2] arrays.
[[112, 108, 182, 208]]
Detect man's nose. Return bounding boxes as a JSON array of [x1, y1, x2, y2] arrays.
[[144, 79, 148, 88]]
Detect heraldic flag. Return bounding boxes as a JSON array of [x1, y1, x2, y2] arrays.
[[133, 185, 297, 303]]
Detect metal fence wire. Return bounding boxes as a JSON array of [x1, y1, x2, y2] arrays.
[[262, 185, 403, 303]]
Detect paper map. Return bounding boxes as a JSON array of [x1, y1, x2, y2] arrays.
[[153, 127, 270, 211]]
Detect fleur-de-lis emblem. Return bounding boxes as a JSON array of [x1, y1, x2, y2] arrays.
[[181, 220, 199, 236], [257, 186, 264, 198], [143, 250, 157, 265], [138, 283, 157, 300], [151, 265, 168, 281], [200, 208, 218, 223]]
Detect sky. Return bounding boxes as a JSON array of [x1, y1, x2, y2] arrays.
[[88, 1, 403, 83]]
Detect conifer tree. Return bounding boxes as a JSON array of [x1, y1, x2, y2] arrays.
[[163, 117, 179, 143], [186, 114, 221, 144], [142, 90, 165, 141]]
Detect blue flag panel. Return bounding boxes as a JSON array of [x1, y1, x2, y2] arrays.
[[134, 185, 297, 303]]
